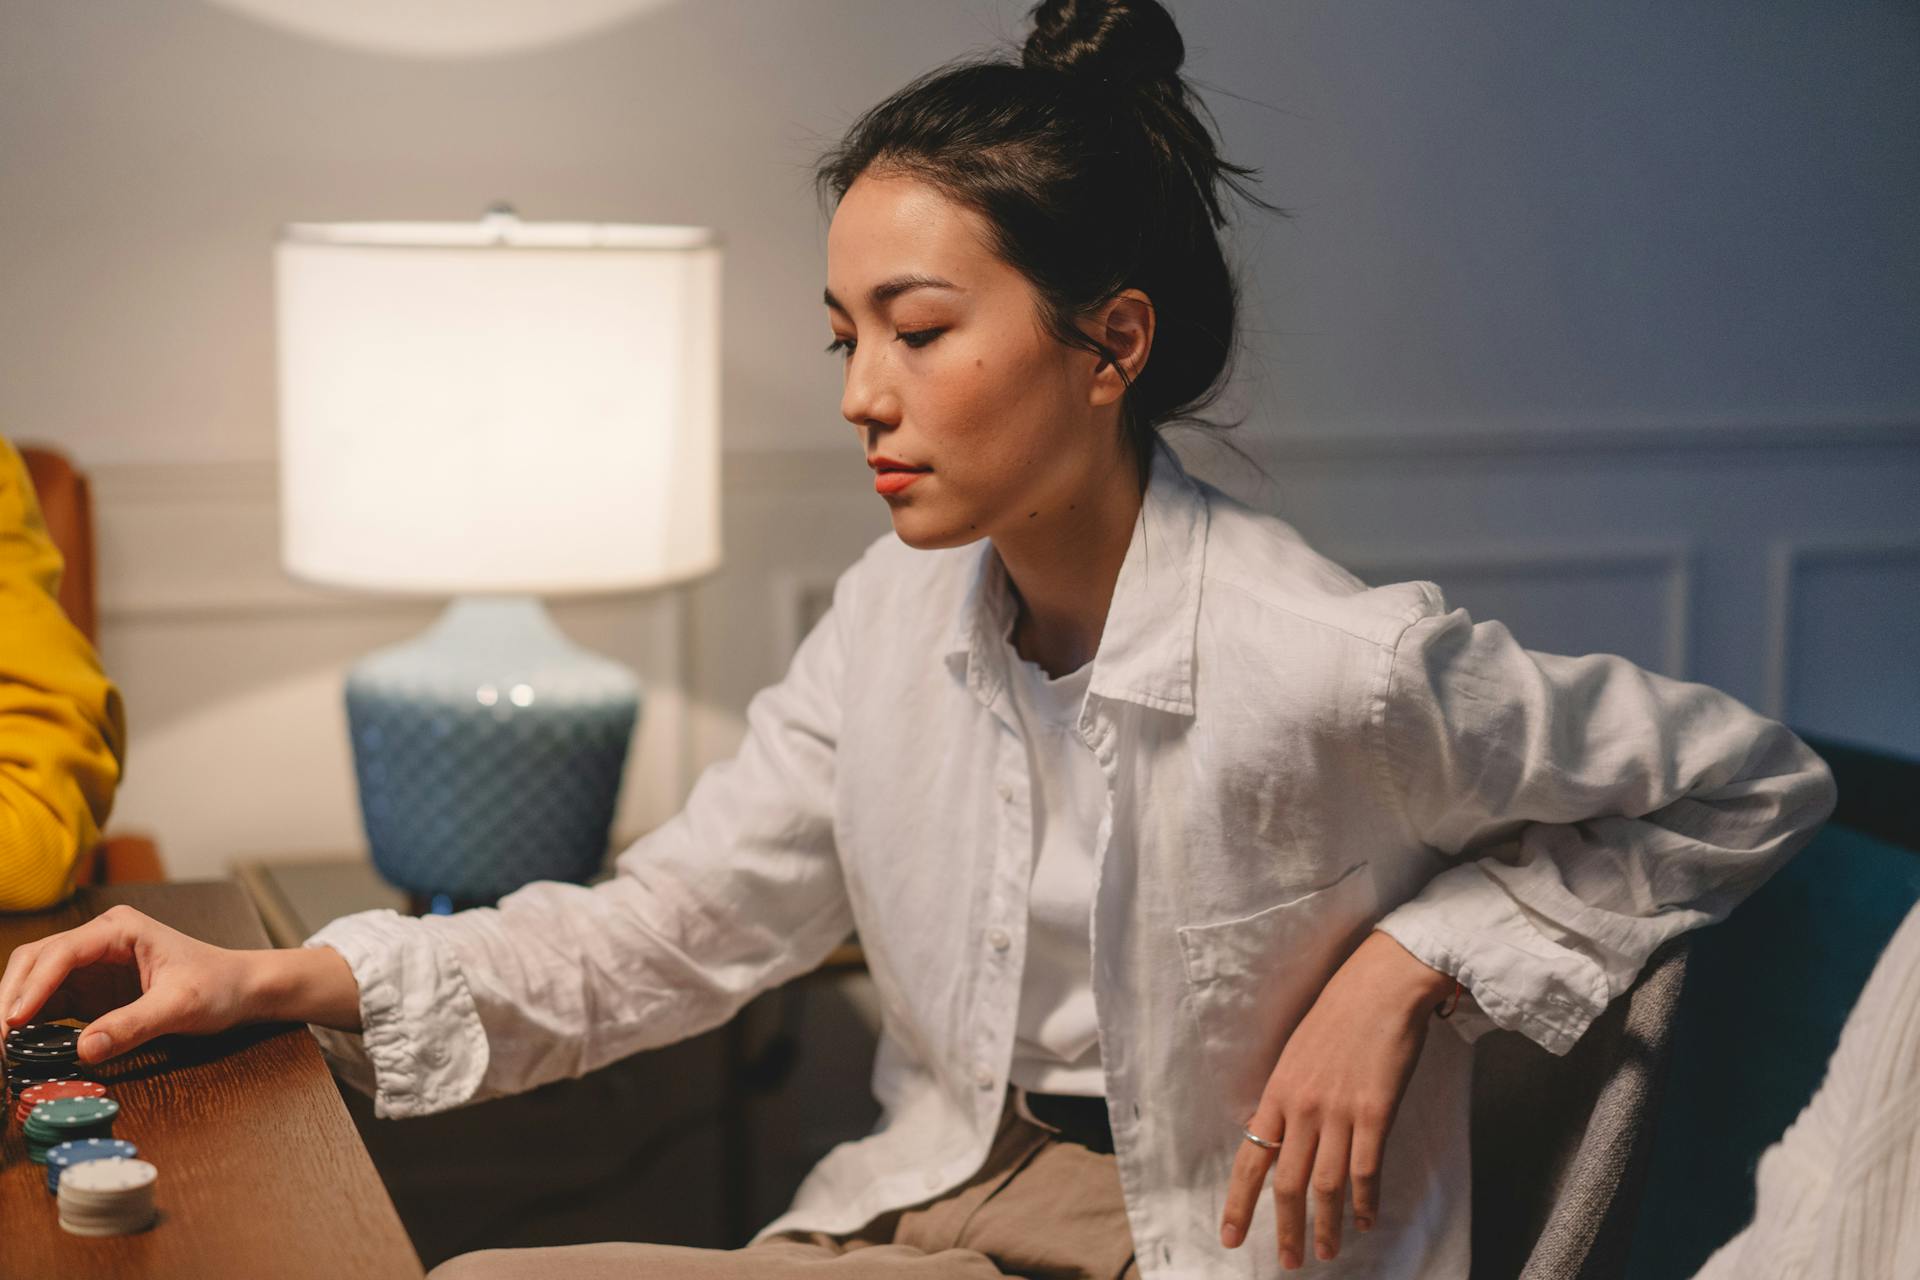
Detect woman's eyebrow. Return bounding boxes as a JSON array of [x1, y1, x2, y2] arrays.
[[823, 274, 963, 314]]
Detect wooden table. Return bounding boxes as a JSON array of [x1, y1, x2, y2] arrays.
[[0, 881, 424, 1279]]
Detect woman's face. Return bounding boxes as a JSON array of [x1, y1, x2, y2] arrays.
[[824, 170, 1127, 550]]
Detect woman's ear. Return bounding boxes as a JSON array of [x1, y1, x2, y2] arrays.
[[1087, 289, 1154, 408]]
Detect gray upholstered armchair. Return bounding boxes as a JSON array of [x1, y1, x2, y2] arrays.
[[1468, 934, 1692, 1280]]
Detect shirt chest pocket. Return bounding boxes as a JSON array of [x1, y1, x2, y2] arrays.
[[1175, 861, 1381, 1128]]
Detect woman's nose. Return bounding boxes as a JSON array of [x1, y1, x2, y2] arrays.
[[840, 347, 900, 431]]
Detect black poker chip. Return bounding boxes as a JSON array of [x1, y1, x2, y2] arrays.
[[9, 1053, 80, 1071], [7, 1021, 80, 1046], [7, 1061, 80, 1080], [10, 1063, 83, 1083], [4, 1022, 91, 1112]]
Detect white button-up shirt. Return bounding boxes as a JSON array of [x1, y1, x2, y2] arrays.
[[307, 438, 1837, 1278]]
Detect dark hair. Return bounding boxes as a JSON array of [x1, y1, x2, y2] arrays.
[[814, 0, 1286, 491]]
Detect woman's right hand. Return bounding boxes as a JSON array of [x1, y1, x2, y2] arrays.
[[0, 904, 349, 1063]]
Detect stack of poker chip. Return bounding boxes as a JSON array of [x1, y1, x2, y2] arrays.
[[15, 1079, 109, 1129], [5, 1022, 88, 1111], [57, 1156, 158, 1236], [25, 1096, 120, 1164], [46, 1137, 139, 1194]]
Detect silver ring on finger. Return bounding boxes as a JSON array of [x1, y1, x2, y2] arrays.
[[1241, 1121, 1282, 1150]]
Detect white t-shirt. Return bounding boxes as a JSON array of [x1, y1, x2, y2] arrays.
[[999, 626, 1107, 1096]]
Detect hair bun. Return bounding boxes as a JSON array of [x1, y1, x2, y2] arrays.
[[1021, 0, 1185, 89]]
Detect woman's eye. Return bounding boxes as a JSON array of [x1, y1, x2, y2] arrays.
[[823, 329, 944, 359]]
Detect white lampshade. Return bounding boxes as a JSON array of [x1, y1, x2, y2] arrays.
[[275, 210, 721, 595]]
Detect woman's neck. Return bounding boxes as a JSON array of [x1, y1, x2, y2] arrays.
[[994, 449, 1144, 680]]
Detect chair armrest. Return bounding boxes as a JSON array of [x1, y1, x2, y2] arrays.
[[97, 833, 166, 883]]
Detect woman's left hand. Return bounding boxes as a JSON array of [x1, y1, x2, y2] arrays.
[[1219, 928, 1456, 1270]]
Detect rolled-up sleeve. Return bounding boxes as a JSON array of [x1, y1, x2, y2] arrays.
[[306, 554, 861, 1119], [1370, 588, 1838, 1056]]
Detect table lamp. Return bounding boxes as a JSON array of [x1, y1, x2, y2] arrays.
[[274, 205, 721, 908]]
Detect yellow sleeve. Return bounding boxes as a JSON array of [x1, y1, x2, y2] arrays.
[[0, 436, 127, 911]]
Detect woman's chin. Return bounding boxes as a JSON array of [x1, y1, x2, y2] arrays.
[[886, 507, 986, 551]]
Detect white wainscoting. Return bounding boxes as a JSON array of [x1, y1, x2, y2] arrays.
[[1766, 533, 1920, 755], [87, 422, 1919, 878], [1337, 540, 1694, 679], [91, 460, 698, 880]]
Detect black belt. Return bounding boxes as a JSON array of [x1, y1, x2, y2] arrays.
[[1020, 1089, 1115, 1155]]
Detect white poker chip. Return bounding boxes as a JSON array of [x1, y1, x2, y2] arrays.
[[57, 1156, 158, 1236]]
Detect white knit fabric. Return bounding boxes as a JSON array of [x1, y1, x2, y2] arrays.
[[1692, 896, 1920, 1280]]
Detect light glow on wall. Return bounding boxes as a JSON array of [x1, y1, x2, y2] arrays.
[[199, 0, 679, 59]]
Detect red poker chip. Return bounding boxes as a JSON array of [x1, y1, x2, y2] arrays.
[[14, 1080, 107, 1129]]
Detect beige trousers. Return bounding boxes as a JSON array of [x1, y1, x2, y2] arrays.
[[429, 1087, 1141, 1279]]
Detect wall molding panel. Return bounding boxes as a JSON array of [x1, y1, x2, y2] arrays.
[[89, 458, 697, 876], [86, 414, 1918, 621], [1765, 534, 1920, 728], [1336, 540, 1694, 679], [79, 420, 1919, 877]]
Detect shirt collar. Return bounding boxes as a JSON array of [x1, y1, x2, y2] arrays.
[[944, 436, 1209, 718]]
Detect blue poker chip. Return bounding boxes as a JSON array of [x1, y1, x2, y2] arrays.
[[45, 1138, 138, 1194], [48, 1138, 137, 1167]]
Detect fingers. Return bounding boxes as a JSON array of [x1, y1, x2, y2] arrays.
[[1270, 1116, 1318, 1271], [1221, 1114, 1280, 1249], [1, 906, 155, 1036], [1350, 1119, 1385, 1232], [1309, 1120, 1352, 1263], [6, 913, 133, 1032], [1224, 1105, 1384, 1266], [0, 939, 41, 1034]]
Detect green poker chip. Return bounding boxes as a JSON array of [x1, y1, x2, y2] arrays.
[[24, 1097, 120, 1161], [28, 1097, 119, 1128]]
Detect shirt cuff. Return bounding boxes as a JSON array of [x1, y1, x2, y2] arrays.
[[1426, 978, 1502, 1048], [302, 909, 490, 1119], [1373, 863, 1611, 1056]]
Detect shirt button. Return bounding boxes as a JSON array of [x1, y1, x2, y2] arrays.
[[997, 783, 1013, 803], [974, 1064, 995, 1090], [987, 928, 1011, 952]]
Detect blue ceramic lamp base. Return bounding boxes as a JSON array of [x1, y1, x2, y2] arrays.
[[345, 595, 641, 906]]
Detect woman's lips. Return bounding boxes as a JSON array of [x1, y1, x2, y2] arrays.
[[874, 469, 929, 495]]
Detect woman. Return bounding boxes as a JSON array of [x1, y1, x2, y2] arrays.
[[0, 2, 1836, 1276]]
